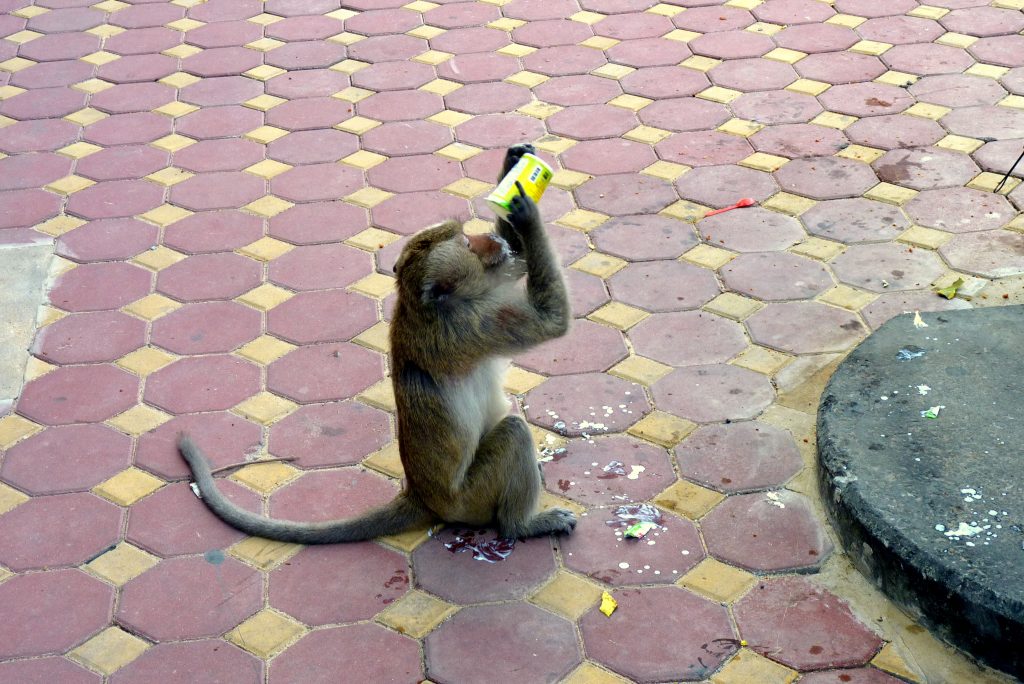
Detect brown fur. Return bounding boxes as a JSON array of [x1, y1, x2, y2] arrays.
[[179, 144, 575, 543]]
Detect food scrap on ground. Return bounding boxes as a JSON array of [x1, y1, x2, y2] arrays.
[[599, 591, 617, 617]]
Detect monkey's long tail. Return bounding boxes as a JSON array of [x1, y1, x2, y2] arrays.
[[179, 433, 434, 544]]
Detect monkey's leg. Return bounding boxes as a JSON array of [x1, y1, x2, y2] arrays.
[[462, 415, 576, 539]]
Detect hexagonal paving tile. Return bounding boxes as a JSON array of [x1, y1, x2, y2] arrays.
[[774, 157, 879, 200], [796, 51, 887, 84], [560, 138, 657, 175], [271, 544, 408, 625], [909, 73, 1008, 107], [151, 301, 261, 355], [525, 372, 650, 437], [747, 301, 866, 354], [0, 492, 123, 571], [580, 585, 734, 682], [751, 122, 849, 158], [135, 411, 263, 480], [269, 401, 390, 468], [701, 206, 806, 252], [905, 187, 1014, 233], [873, 147, 980, 191], [542, 434, 675, 506], [17, 365, 138, 425], [732, 90, 823, 125], [609, 260, 721, 312], [630, 310, 748, 366], [651, 365, 774, 423], [575, 173, 679, 216], [110, 640, 263, 683], [591, 215, 700, 261], [1, 424, 131, 495], [426, 603, 580, 683], [831, 242, 947, 292], [127, 480, 260, 557], [721, 251, 834, 301], [145, 355, 260, 414], [676, 165, 779, 208], [118, 556, 262, 642], [270, 625, 421, 684], [562, 506, 703, 584], [157, 253, 262, 302], [677, 421, 803, 493], [413, 528, 557, 603], [162, 210, 263, 254], [940, 230, 1024, 279], [0, 569, 113, 659], [268, 343, 383, 404], [703, 490, 832, 572], [734, 575, 883, 670], [515, 319, 627, 376], [33, 310, 146, 364], [0, 657, 100, 683], [657, 130, 753, 168], [268, 244, 373, 291], [173, 138, 264, 172]]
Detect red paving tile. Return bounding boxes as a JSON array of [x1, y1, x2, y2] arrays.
[[1, 2, 1016, 681]]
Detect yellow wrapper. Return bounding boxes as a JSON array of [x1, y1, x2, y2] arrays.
[[599, 590, 617, 617], [486, 153, 553, 219]]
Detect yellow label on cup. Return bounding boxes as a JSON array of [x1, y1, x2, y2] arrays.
[[486, 153, 553, 219]]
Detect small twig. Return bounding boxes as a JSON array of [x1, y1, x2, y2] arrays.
[[210, 456, 296, 475], [994, 147, 1024, 194]]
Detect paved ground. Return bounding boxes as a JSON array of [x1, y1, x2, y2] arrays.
[[0, 0, 1022, 682]]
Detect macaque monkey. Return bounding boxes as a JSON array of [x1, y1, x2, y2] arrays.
[[179, 144, 575, 543]]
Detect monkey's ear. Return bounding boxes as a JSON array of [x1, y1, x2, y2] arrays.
[[423, 278, 457, 304]]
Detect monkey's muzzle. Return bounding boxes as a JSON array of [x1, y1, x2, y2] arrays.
[[467, 233, 513, 268]]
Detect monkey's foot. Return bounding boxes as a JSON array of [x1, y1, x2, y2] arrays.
[[528, 507, 577, 537]]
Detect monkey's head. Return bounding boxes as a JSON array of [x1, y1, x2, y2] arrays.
[[394, 220, 516, 307]]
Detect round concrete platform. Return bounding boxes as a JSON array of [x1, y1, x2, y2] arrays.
[[818, 305, 1023, 678]]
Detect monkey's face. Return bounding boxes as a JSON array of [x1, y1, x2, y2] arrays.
[[394, 221, 518, 307]]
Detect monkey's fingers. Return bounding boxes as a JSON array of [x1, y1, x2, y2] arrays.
[[514, 180, 525, 197]]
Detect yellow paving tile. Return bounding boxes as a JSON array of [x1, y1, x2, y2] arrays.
[[530, 571, 604, 620], [835, 144, 885, 164], [711, 649, 798, 684], [236, 283, 294, 311], [359, 379, 397, 412], [330, 59, 369, 75], [0, 414, 40, 450], [229, 536, 302, 570], [681, 244, 735, 269], [662, 200, 710, 223], [697, 85, 742, 103], [227, 609, 306, 658], [642, 160, 690, 180], [908, 5, 948, 19], [817, 284, 878, 311], [244, 125, 288, 144], [145, 167, 193, 186], [569, 10, 603, 24], [244, 159, 292, 179], [230, 461, 300, 493], [412, 49, 452, 65], [488, 17, 525, 30], [337, 116, 381, 134], [904, 102, 950, 120], [45, 175, 94, 195], [968, 172, 1021, 195], [69, 627, 149, 675], [236, 336, 296, 364], [872, 642, 923, 682], [116, 347, 177, 376], [376, 590, 458, 638], [624, 125, 671, 143], [328, 31, 364, 46], [159, 71, 201, 88], [654, 479, 726, 520], [503, 365, 545, 394], [123, 294, 181, 320], [346, 227, 402, 252], [0, 482, 29, 515], [785, 78, 830, 96], [150, 133, 197, 152], [936, 32, 976, 49], [435, 142, 482, 161], [789, 237, 846, 261], [898, 225, 952, 250], [740, 152, 788, 172], [592, 63, 635, 80], [342, 149, 387, 169], [345, 187, 393, 209], [999, 94, 1024, 110], [533, 134, 576, 154], [333, 86, 374, 103], [24, 358, 55, 382], [665, 29, 701, 44], [353, 321, 391, 354], [152, 101, 198, 118], [703, 292, 762, 320], [93, 468, 165, 505], [139, 204, 192, 227], [678, 557, 756, 602], [747, 21, 783, 35], [245, 37, 284, 52], [730, 345, 792, 375], [580, 36, 619, 50], [363, 442, 403, 479], [106, 405, 172, 436], [244, 94, 286, 112], [428, 110, 473, 126], [680, 55, 720, 72], [349, 272, 396, 298], [875, 70, 917, 87], [163, 44, 202, 59], [571, 252, 627, 278], [726, 0, 761, 8], [556, 209, 608, 232], [237, 236, 294, 261], [406, 25, 446, 39], [497, 42, 536, 57], [243, 195, 294, 218], [11, 5, 48, 17], [965, 63, 1008, 79], [233, 392, 297, 425], [131, 245, 186, 270], [609, 355, 673, 386], [849, 40, 891, 55], [563, 663, 631, 684], [443, 177, 492, 198], [549, 169, 590, 190], [810, 111, 857, 129], [420, 78, 463, 95], [763, 47, 805, 63], [588, 302, 649, 330], [627, 410, 696, 447], [36, 215, 86, 236], [608, 94, 652, 111], [648, 3, 684, 17], [84, 543, 159, 585], [5, 30, 42, 44], [0, 85, 25, 99], [863, 182, 918, 205], [825, 13, 865, 29], [167, 17, 205, 30]]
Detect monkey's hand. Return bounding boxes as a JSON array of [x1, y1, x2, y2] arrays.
[[498, 143, 536, 181], [507, 182, 542, 248]]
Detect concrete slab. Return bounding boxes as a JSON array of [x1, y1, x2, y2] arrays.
[[819, 306, 1024, 678], [0, 244, 53, 403]]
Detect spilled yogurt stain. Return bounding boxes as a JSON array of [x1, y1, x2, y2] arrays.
[[627, 465, 645, 480]]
